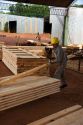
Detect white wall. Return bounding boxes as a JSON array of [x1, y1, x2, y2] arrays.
[[50, 15, 65, 44], [0, 14, 44, 34], [50, 7, 67, 44], [66, 7, 83, 45]]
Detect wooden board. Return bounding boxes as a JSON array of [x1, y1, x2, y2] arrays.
[[0, 63, 48, 86], [48, 108, 83, 125], [0, 76, 60, 111], [0, 45, 3, 60], [28, 105, 82, 125]]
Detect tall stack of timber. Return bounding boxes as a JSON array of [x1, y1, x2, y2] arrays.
[[2, 46, 47, 74], [0, 75, 60, 111], [16, 46, 45, 56], [0, 45, 2, 60], [0, 42, 5, 60], [28, 105, 83, 125]]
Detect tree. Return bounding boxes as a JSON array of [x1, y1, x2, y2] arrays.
[[71, 4, 83, 8], [9, 3, 50, 17]]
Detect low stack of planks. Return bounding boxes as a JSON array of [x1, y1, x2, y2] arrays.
[[2, 46, 47, 74], [0, 75, 60, 111], [28, 105, 83, 125]]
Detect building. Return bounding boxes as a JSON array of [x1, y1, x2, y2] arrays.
[[65, 7, 83, 45], [50, 7, 67, 44], [0, 14, 44, 34]]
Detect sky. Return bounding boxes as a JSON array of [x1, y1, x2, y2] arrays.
[[73, 0, 83, 4], [0, 0, 16, 4]]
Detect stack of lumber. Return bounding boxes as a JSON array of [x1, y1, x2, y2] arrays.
[[0, 45, 2, 60], [0, 42, 5, 60], [28, 105, 83, 125], [67, 59, 79, 71], [5, 46, 45, 56], [0, 41, 5, 45], [6, 46, 45, 50], [0, 75, 13, 81], [20, 46, 45, 56], [0, 75, 60, 111], [2, 46, 47, 74], [0, 64, 48, 86]]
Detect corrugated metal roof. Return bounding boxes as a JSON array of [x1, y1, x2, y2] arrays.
[[5, 0, 74, 7]]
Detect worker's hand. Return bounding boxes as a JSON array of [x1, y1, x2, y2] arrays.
[[50, 59, 56, 64]]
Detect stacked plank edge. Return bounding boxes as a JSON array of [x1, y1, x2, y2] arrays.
[[0, 76, 60, 111], [28, 105, 83, 125], [0, 45, 2, 60], [2, 46, 47, 74]]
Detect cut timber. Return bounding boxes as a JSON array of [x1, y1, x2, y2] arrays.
[[67, 54, 76, 59], [0, 63, 48, 86], [5, 45, 45, 56], [0, 45, 3, 60], [0, 75, 13, 81], [0, 76, 60, 111], [28, 105, 82, 125], [2, 46, 47, 74], [47, 108, 83, 125]]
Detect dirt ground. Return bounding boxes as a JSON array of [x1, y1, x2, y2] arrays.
[[0, 32, 50, 45], [0, 61, 83, 125], [0, 32, 83, 125]]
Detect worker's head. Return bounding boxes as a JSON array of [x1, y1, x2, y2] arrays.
[[51, 37, 59, 48]]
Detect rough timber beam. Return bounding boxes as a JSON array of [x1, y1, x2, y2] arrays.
[[5, 0, 74, 7]]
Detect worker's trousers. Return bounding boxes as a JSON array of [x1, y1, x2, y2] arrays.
[[53, 65, 66, 85]]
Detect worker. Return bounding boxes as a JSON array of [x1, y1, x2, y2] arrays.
[[51, 37, 67, 89], [36, 32, 41, 42]]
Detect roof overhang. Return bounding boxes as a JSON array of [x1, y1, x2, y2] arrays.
[[5, 0, 74, 7]]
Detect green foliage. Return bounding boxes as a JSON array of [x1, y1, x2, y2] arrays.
[[9, 3, 50, 17], [71, 4, 83, 8], [4, 22, 8, 32]]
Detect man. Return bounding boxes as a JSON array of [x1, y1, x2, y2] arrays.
[[36, 32, 41, 42], [51, 37, 67, 89]]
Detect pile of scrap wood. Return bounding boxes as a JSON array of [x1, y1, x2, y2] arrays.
[[0, 64, 60, 111], [2, 46, 47, 74], [28, 105, 83, 125]]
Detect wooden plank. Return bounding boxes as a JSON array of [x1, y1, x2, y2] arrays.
[[28, 105, 82, 125], [69, 117, 83, 125], [0, 76, 13, 81], [0, 90, 60, 111], [47, 108, 83, 125], [0, 87, 59, 111], [0, 64, 48, 85], [0, 76, 60, 95], [0, 45, 3, 60], [0, 76, 60, 111]]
